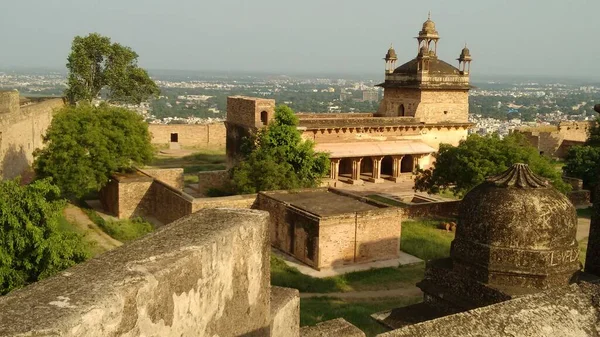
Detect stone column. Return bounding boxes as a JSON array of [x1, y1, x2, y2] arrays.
[[367, 156, 384, 183], [329, 158, 340, 180], [390, 155, 404, 183], [350, 157, 364, 185], [413, 154, 425, 172]]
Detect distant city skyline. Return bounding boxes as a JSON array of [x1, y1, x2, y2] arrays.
[[1, 0, 599, 79]]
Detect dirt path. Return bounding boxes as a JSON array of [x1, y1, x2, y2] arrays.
[[300, 287, 422, 299], [578, 217, 591, 241], [63, 205, 122, 254]]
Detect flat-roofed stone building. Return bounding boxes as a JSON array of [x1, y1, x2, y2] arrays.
[[256, 189, 401, 270], [226, 16, 473, 186]]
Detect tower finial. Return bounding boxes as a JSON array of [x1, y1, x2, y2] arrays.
[[428, 11, 431, 20]]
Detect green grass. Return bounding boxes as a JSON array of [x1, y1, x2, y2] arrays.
[[56, 214, 101, 257], [184, 174, 199, 184], [401, 219, 455, 261], [270, 255, 424, 293], [300, 297, 421, 337], [83, 209, 154, 242], [148, 150, 227, 176], [437, 189, 460, 200], [577, 207, 593, 219], [580, 238, 588, 265]]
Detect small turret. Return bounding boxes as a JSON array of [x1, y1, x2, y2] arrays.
[[384, 44, 398, 74], [457, 44, 472, 74]]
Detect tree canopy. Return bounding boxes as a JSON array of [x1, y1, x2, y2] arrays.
[[0, 178, 89, 295], [414, 133, 570, 197], [563, 117, 600, 189], [231, 105, 329, 194], [65, 33, 160, 105], [34, 104, 154, 198]]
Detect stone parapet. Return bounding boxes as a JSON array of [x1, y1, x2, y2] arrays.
[[0, 208, 271, 337], [300, 318, 366, 337], [270, 286, 300, 337]]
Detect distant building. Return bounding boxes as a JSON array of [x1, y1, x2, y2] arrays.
[[226, 15, 473, 187], [361, 90, 379, 102]]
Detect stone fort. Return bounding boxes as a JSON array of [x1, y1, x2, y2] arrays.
[[226, 16, 473, 186]]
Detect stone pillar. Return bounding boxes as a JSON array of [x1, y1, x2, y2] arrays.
[[329, 158, 340, 180], [350, 157, 364, 185], [390, 155, 404, 183], [413, 154, 424, 171], [367, 156, 384, 183]]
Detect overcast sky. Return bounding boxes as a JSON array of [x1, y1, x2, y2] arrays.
[[1, 0, 599, 79]]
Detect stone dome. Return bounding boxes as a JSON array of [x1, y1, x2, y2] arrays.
[[385, 46, 397, 60], [422, 19, 436, 32], [451, 163, 580, 289]]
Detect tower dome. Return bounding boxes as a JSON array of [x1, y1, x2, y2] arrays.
[[385, 46, 397, 60], [451, 163, 580, 289]]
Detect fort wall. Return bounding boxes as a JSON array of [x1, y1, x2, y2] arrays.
[[148, 123, 226, 149], [0, 209, 275, 337], [0, 94, 64, 180], [515, 121, 594, 158], [196, 170, 230, 196], [378, 88, 468, 123]]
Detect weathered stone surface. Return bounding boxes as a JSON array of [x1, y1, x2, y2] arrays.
[[585, 184, 600, 276], [148, 123, 225, 149], [0, 208, 271, 337], [377, 282, 600, 337], [270, 286, 300, 337], [300, 318, 366, 337], [452, 164, 580, 289], [141, 168, 184, 190]]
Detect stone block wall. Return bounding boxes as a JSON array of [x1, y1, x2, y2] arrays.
[[0, 90, 19, 114], [192, 194, 257, 212], [377, 88, 469, 123], [196, 170, 230, 195], [150, 181, 194, 224], [402, 200, 461, 219], [100, 172, 154, 219], [355, 208, 402, 263], [142, 168, 184, 190], [0, 209, 274, 337], [0, 96, 64, 179], [148, 123, 225, 149], [227, 96, 276, 129]]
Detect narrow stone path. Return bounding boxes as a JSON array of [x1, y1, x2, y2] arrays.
[[300, 286, 422, 299], [577, 217, 591, 241], [63, 204, 122, 254]]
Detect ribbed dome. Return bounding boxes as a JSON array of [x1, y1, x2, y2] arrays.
[[451, 163, 580, 289], [422, 19, 436, 32], [385, 46, 397, 60]]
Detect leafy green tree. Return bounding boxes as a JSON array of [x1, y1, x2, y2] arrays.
[[563, 117, 600, 189], [232, 105, 329, 194], [563, 146, 600, 190], [34, 104, 154, 198], [0, 178, 89, 295], [414, 133, 569, 197], [65, 33, 160, 105]]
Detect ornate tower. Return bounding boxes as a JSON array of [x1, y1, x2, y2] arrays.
[[384, 45, 398, 74], [457, 44, 472, 74], [376, 14, 472, 125]]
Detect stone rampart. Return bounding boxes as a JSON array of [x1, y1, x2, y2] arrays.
[[192, 194, 257, 212], [0, 209, 273, 337], [148, 123, 225, 149], [141, 168, 184, 190], [196, 170, 230, 195], [0, 96, 64, 179]]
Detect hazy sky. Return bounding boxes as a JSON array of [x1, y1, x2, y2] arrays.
[[1, 0, 599, 79]]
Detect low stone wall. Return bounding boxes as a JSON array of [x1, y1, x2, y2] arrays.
[[568, 190, 591, 207], [196, 170, 230, 195], [192, 194, 257, 212], [142, 168, 184, 190], [150, 180, 194, 224], [0, 209, 272, 337], [148, 123, 225, 149], [563, 176, 584, 191], [402, 200, 461, 219]]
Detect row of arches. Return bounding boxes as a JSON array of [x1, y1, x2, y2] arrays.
[[338, 155, 415, 178]]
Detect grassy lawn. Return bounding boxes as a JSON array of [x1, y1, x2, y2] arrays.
[[56, 214, 102, 257], [271, 255, 424, 293], [84, 209, 154, 242], [149, 150, 227, 174], [577, 207, 593, 219], [401, 219, 455, 261], [580, 238, 588, 265], [300, 297, 421, 337]]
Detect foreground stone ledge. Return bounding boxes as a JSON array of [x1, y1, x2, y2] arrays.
[[300, 318, 366, 337], [270, 286, 300, 337], [0, 208, 270, 337]]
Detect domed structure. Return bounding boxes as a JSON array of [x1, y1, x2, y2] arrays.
[[451, 163, 580, 289], [419, 12, 439, 37], [385, 46, 397, 60], [459, 46, 471, 60]]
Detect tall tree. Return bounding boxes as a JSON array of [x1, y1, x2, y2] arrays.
[[414, 133, 569, 197], [65, 33, 160, 105], [33, 104, 154, 198], [232, 105, 329, 194], [0, 178, 89, 295]]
